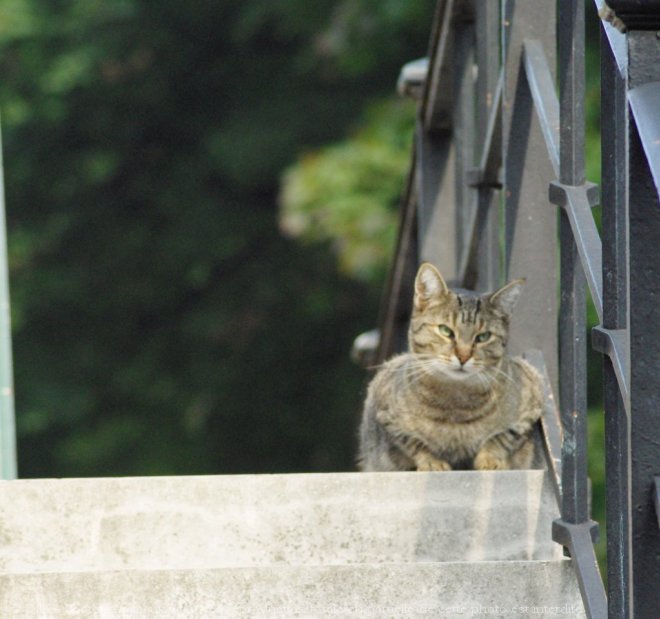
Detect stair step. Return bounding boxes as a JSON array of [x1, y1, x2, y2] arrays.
[[0, 470, 561, 573], [0, 560, 585, 618]]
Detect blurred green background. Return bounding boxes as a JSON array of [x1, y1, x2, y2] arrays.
[[1, 0, 606, 568], [0, 0, 436, 477]]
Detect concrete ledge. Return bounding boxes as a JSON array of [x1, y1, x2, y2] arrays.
[[0, 560, 585, 618], [0, 471, 561, 572]]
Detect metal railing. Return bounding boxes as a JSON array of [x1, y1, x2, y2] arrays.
[[378, 1, 660, 617]]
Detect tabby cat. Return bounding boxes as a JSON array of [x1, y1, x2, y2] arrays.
[[358, 262, 542, 472]]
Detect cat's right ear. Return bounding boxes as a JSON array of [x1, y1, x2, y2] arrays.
[[414, 262, 448, 311]]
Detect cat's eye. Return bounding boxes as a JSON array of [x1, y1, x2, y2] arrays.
[[475, 331, 491, 343], [438, 324, 454, 339]]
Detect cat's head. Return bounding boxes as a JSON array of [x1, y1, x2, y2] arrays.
[[408, 262, 524, 377]]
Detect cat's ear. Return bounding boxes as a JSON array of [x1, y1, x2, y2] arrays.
[[488, 278, 525, 316], [414, 262, 448, 311]]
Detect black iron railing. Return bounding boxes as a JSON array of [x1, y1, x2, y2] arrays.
[[377, 1, 660, 617]]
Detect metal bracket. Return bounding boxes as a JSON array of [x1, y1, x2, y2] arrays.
[[548, 180, 600, 209], [397, 57, 429, 101], [553, 517, 599, 547], [350, 329, 380, 369], [591, 325, 630, 412], [591, 325, 625, 355]]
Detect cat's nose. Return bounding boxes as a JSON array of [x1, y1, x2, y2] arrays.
[[456, 348, 471, 365]]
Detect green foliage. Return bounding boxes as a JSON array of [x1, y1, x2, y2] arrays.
[[280, 100, 414, 283], [0, 0, 434, 476]]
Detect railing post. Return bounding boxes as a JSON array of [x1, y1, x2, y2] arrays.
[[417, 1, 457, 277], [472, 2, 500, 292], [557, 0, 589, 531], [625, 28, 660, 619], [453, 14, 476, 281], [599, 18, 632, 619]]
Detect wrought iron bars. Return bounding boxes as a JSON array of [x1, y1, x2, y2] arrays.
[[382, 3, 660, 615], [549, 3, 606, 617]]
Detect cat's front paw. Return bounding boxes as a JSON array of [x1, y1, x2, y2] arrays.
[[415, 453, 452, 472], [474, 452, 510, 471]]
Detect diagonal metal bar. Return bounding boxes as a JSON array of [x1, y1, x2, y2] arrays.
[[376, 149, 418, 362], [524, 350, 563, 502], [524, 39, 605, 322], [459, 72, 503, 288], [549, 183, 603, 321], [422, 0, 455, 132], [522, 40, 560, 176], [467, 70, 503, 189], [552, 520, 608, 619]]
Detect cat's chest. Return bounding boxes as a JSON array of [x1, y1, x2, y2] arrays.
[[407, 380, 499, 422], [408, 403, 499, 439], [407, 408, 499, 460]]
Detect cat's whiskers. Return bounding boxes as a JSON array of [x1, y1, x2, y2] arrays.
[[368, 353, 440, 373], [405, 362, 446, 385], [477, 372, 497, 394], [485, 363, 519, 388], [397, 356, 458, 386]]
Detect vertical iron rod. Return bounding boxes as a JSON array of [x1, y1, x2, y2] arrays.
[[475, 1, 500, 292], [600, 24, 632, 619], [557, 0, 588, 525], [453, 19, 476, 278]]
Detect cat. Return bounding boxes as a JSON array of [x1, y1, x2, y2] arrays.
[[358, 262, 542, 472]]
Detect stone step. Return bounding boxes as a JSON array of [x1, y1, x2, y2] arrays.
[[0, 560, 585, 618], [0, 470, 561, 573]]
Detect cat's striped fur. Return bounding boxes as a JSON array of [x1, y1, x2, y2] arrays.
[[358, 262, 542, 471]]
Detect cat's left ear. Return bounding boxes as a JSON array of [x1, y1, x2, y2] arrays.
[[488, 278, 525, 316]]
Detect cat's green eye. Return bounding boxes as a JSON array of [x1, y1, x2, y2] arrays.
[[475, 331, 491, 343], [438, 324, 454, 339]]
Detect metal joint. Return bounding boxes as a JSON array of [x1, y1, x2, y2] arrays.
[[552, 518, 600, 547], [548, 181, 600, 209], [591, 325, 630, 414], [591, 325, 622, 355]]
